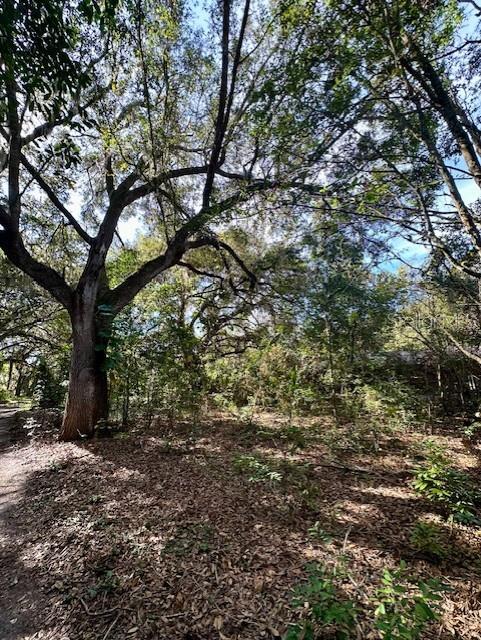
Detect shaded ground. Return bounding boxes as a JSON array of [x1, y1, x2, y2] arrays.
[[0, 406, 21, 450], [1, 411, 481, 639], [0, 405, 40, 640]]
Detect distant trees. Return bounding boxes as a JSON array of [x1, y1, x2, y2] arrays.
[[325, 0, 481, 363]]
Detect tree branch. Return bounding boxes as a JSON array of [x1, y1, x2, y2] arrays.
[[20, 151, 93, 244], [0, 230, 73, 308], [186, 236, 256, 289], [201, 0, 231, 210]]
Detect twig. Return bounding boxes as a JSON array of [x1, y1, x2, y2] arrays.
[[79, 597, 119, 617], [313, 462, 384, 477], [342, 526, 352, 553], [102, 612, 121, 640]]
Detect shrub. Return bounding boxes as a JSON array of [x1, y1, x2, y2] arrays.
[[308, 521, 334, 544], [233, 454, 282, 484], [463, 420, 481, 441], [413, 444, 481, 524], [284, 561, 447, 640], [284, 562, 357, 640], [409, 521, 447, 561], [33, 360, 64, 408], [373, 561, 446, 640]]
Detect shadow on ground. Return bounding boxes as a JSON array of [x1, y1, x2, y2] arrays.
[[1, 414, 481, 639]]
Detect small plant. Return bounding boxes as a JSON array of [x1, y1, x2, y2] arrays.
[[163, 522, 214, 556], [92, 516, 112, 531], [463, 420, 481, 440], [87, 569, 119, 599], [233, 454, 283, 484], [373, 561, 447, 640], [409, 521, 447, 561], [413, 444, 481, 524], [285, 560, 449, 640], [308, 521, 334, 544], [48, 459, 68, 472], [279, 424, 307, 450], [284, 562, 357, 640]]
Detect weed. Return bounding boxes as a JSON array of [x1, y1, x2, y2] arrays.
[[284, 560, 448, 640], [92, 516, 112, 531], [233, 454, 283, 484], [413, 443, 481, 524], [279, 424, 308, 450], [463, 420, 481, 440], [284, 562, 357, 640], [409, 521, 447, 561], [48, 460, 68, 473], [87, 569, 119, 599], [373, 561, 447, 640], [163, 522, 214, 556], [308, 521, 334, 544]]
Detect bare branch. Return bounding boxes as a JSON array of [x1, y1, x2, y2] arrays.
[[20, 151, 93, 244], [201, 0, 232, 210]]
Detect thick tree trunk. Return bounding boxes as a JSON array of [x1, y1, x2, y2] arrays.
[[60, 306, 109, 441]]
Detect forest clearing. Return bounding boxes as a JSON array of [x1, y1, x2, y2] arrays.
[[1, 409, 481, 639], [3, 0, 481, 638]]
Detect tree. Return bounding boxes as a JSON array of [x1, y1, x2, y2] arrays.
[[0, 0, 367, 439], [321, 0, 481, 363], [0, 255, 69, 399]]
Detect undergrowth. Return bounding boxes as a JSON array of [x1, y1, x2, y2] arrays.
[[285, 559, 447, 640], [413, 441, 481, 524]]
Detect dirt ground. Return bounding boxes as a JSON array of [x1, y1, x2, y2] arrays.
[[1, 410, 481, 640]]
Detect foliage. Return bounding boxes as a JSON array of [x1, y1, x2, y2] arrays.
[[163, 522, 214, 557], [373, 562, 446, 640], [413, 443, 481, 524], [285, 560, 447, 640], [106, 274, 207, 425], [463, 421, 481, 441], [32, 360, 65, 409], [233, 454, 282, 485], [307, 522, 334, 544], [409, 521, 448, 561], [285, 562, 357, 640]]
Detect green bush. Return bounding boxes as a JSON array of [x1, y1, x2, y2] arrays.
[[409, 521, 447, 560], [413, 444, 481, 524], [307, 521, 334, 544], [373, 561, 446, 640], [233, 454, 282, 484], [284, 561, 447, 640], [32, 360, 65, 408], [463, 420, 481, 440], [284, 562, 357, 640]]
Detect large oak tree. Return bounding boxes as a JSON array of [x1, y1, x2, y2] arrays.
[[0, 0, 366, 439]]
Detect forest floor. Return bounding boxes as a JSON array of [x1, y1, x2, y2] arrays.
[[1, 410, 481, 640]]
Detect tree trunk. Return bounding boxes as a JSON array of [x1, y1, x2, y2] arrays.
[[60, 305, 109, 441]]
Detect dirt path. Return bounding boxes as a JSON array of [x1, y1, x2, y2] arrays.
[[0, 406, 39, 640], [0, 406, 24, 515]]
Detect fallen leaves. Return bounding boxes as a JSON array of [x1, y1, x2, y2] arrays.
[[0, 413, 481, 639]]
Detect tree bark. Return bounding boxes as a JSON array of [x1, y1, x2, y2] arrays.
[[59, 304, 109, 441]]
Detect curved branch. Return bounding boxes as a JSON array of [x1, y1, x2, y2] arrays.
[[0, 230, 73, 309], [186, 236, 256, 289], [20, 152, 93, 244]]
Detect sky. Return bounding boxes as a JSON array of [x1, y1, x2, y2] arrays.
[[67, 2, 481, 273]]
